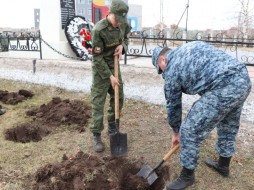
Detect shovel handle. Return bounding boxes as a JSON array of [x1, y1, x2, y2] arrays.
[[114, 55, 119, 120], [163, 144, 180, 161], [150, 144, 180, 176]]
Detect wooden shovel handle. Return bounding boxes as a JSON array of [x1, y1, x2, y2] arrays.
[[163, 144, 180, 161], [114, 55, 119, 120]]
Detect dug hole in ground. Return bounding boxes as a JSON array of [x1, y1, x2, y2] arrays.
[[0, 57, 253, 190]]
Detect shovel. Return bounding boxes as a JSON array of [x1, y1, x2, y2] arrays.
[[110, 55, 128, 157], [137, 144, 180, 185]]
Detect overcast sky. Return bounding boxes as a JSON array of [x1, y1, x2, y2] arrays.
[[0, 0, 40, 29], [129, 0, 244, 30], [0, 0, 252, 30]]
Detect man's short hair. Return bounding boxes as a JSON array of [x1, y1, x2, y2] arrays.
[[152, 46, 171, 74], [159, 47, 171, 57]]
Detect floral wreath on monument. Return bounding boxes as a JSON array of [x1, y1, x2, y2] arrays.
[[65, 16, 94, 60]]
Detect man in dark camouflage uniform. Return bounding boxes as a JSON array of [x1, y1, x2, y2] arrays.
[[90, 0, 131, 152], [152, 41, 251, 190]]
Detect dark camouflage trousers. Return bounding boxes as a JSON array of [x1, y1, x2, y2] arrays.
[[180, 66, 251, 170], [90, 66, 124, 133]]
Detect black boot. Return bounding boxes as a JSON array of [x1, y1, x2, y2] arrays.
[[108, 122, 117, 136], [93, 133, 104, 152], [167, 167, 195, 190], [205, 156, 231, 177]]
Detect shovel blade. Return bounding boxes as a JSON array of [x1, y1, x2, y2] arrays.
[[110, 132, 128, 157], [136, 165, 159, 185]]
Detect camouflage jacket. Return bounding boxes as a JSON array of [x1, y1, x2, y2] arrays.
[[163, 41, 246, 132], [91, 17, 131, 79]]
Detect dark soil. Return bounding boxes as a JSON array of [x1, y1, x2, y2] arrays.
[[26, 97, 91, 128], [2, 90, 170, 190], [4, 122, 50, 143], [28, 151, 170, 190], [0, 89, 34, 104], [4, 97, 91, 143]]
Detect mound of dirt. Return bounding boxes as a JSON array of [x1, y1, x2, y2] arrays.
[[28, 151, 170, 190], [0, 89, 34, 104], [4, 97, 91, 143], [26, 97, 91, 129], [4, 122, 50, 143]]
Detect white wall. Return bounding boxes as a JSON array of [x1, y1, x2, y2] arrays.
[[39, 0, 76, 60]]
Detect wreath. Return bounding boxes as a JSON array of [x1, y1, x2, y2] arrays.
[[65, 16, 94, 60]]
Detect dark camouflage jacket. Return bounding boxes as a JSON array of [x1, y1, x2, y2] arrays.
[[163, 41, 246, 132]]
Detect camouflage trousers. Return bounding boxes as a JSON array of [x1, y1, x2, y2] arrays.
[[90, 66, 124, 134], [180, 66, 251, 170]]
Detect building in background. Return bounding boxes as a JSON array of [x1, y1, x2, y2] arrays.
[[92, 0, 112, 23], [74, 0, 142, 31], [32, 1, 142, 31], [91, 0, 128, 23], [128, 4, 142, 31], [75, 0, 93, 21]]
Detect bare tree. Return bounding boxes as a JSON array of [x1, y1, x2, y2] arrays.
[[237, 0, 254, 38]]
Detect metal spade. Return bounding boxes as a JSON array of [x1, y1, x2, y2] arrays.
[[137, 144, 180, 185]]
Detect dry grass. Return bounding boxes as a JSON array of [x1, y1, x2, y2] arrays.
[[0, 79, 253, 190]]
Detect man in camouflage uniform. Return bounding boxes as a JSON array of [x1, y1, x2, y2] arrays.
[[90, 0, 131, 152], [152, 41, 251, 190]]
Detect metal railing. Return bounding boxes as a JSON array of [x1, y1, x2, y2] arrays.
[[1, 29, 254, 66], [125, 30, 254, 66], [0, 31, 42, 59], [0, 30, 87, 61]]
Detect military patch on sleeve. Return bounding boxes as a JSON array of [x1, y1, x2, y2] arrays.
[[93, 47, 102, 54]]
